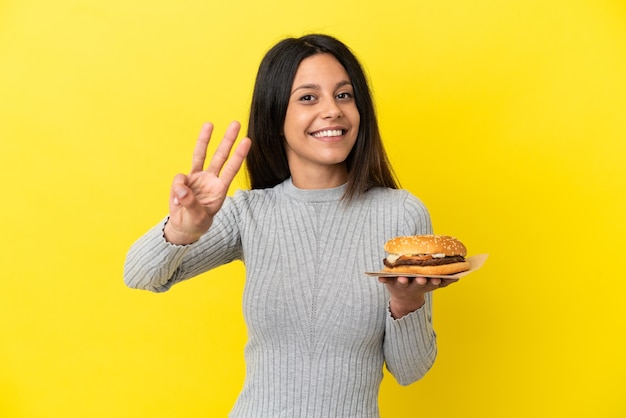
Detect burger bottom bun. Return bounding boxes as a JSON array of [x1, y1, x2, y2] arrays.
[[383, 261, 471, 276]]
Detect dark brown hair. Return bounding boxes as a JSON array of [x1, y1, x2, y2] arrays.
[[246, 34, 399, 200]]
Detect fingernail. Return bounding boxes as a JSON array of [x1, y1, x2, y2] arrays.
[[175, 187, 188, 198], [173, 197, 180, 206]]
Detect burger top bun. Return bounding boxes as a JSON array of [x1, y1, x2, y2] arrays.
[[384, 235, 467, 257]]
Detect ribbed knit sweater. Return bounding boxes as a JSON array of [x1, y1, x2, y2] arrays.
[[124, 179, 437, 417]]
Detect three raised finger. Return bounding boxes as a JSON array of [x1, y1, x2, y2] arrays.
[[189, 121, 251, 185]]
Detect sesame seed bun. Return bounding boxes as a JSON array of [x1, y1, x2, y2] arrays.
[[384, 235, 467, 257]]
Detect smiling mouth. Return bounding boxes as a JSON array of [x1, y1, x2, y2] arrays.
[[310, 129, 345, 138]]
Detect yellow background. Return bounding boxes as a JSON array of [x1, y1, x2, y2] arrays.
[[1, 0, 625, 417]]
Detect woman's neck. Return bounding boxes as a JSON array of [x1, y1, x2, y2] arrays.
[[289, 164, 348, 190]]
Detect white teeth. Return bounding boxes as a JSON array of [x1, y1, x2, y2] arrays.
[[312, 129, 343, 138]]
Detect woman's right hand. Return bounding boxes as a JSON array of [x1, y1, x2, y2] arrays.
[[164, 121, 251, 245]]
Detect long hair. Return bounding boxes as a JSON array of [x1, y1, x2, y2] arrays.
[[246, 34, 399, 200]]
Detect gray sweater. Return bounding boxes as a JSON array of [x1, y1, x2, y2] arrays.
[[124, 179, 437, 417]]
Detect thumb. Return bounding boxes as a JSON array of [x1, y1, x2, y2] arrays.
[[172, 185, 190, 207], [170, 174, 200, 212], [169, 175, 206, 219], [170, 173, 189, 207]]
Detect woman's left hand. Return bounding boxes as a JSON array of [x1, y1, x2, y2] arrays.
[[378, 276, 458, 319]]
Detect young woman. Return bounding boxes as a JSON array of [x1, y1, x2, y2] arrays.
[[124, 34, 456, 417]]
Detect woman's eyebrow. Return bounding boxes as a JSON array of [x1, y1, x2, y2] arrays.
[[291, 83, 321, 94], [291, 80, 352, 95], [335, 80, 352, 89]]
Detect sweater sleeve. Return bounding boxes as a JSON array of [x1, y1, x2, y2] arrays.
[[123, 196, 242, 293], [382, 191, 438, 385], [383, 293, 437, 385]]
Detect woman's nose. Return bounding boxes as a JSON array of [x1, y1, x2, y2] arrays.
[[322, 99, 343, 119]]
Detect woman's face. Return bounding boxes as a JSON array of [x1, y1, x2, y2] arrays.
[[283, 53, 360, 183]]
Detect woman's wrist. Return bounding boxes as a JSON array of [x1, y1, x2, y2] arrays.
[[163, 219, 204, 245], [389, 295, 425, 319]]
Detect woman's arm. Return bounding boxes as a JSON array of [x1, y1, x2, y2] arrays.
[[123, 121, 250, 291], [383, 293, 437, 385], [123, 203, 242, 293], [380, 192, 438, 384]]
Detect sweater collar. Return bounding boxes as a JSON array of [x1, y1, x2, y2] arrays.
[[280, 178, 347, 203]]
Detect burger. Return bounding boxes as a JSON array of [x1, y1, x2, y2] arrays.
[[383, 235, 471, 275]]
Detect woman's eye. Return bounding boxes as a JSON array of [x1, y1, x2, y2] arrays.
[[337, 92, 353, 100], [299, 94, 315, 102]]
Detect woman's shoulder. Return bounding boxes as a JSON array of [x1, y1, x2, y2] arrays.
[[228, 182, 284, 207], [365, 186, 430, 216], [365, 186, 425, 206], [366, 186, 410, 197], [365, 187, 432, 234]]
